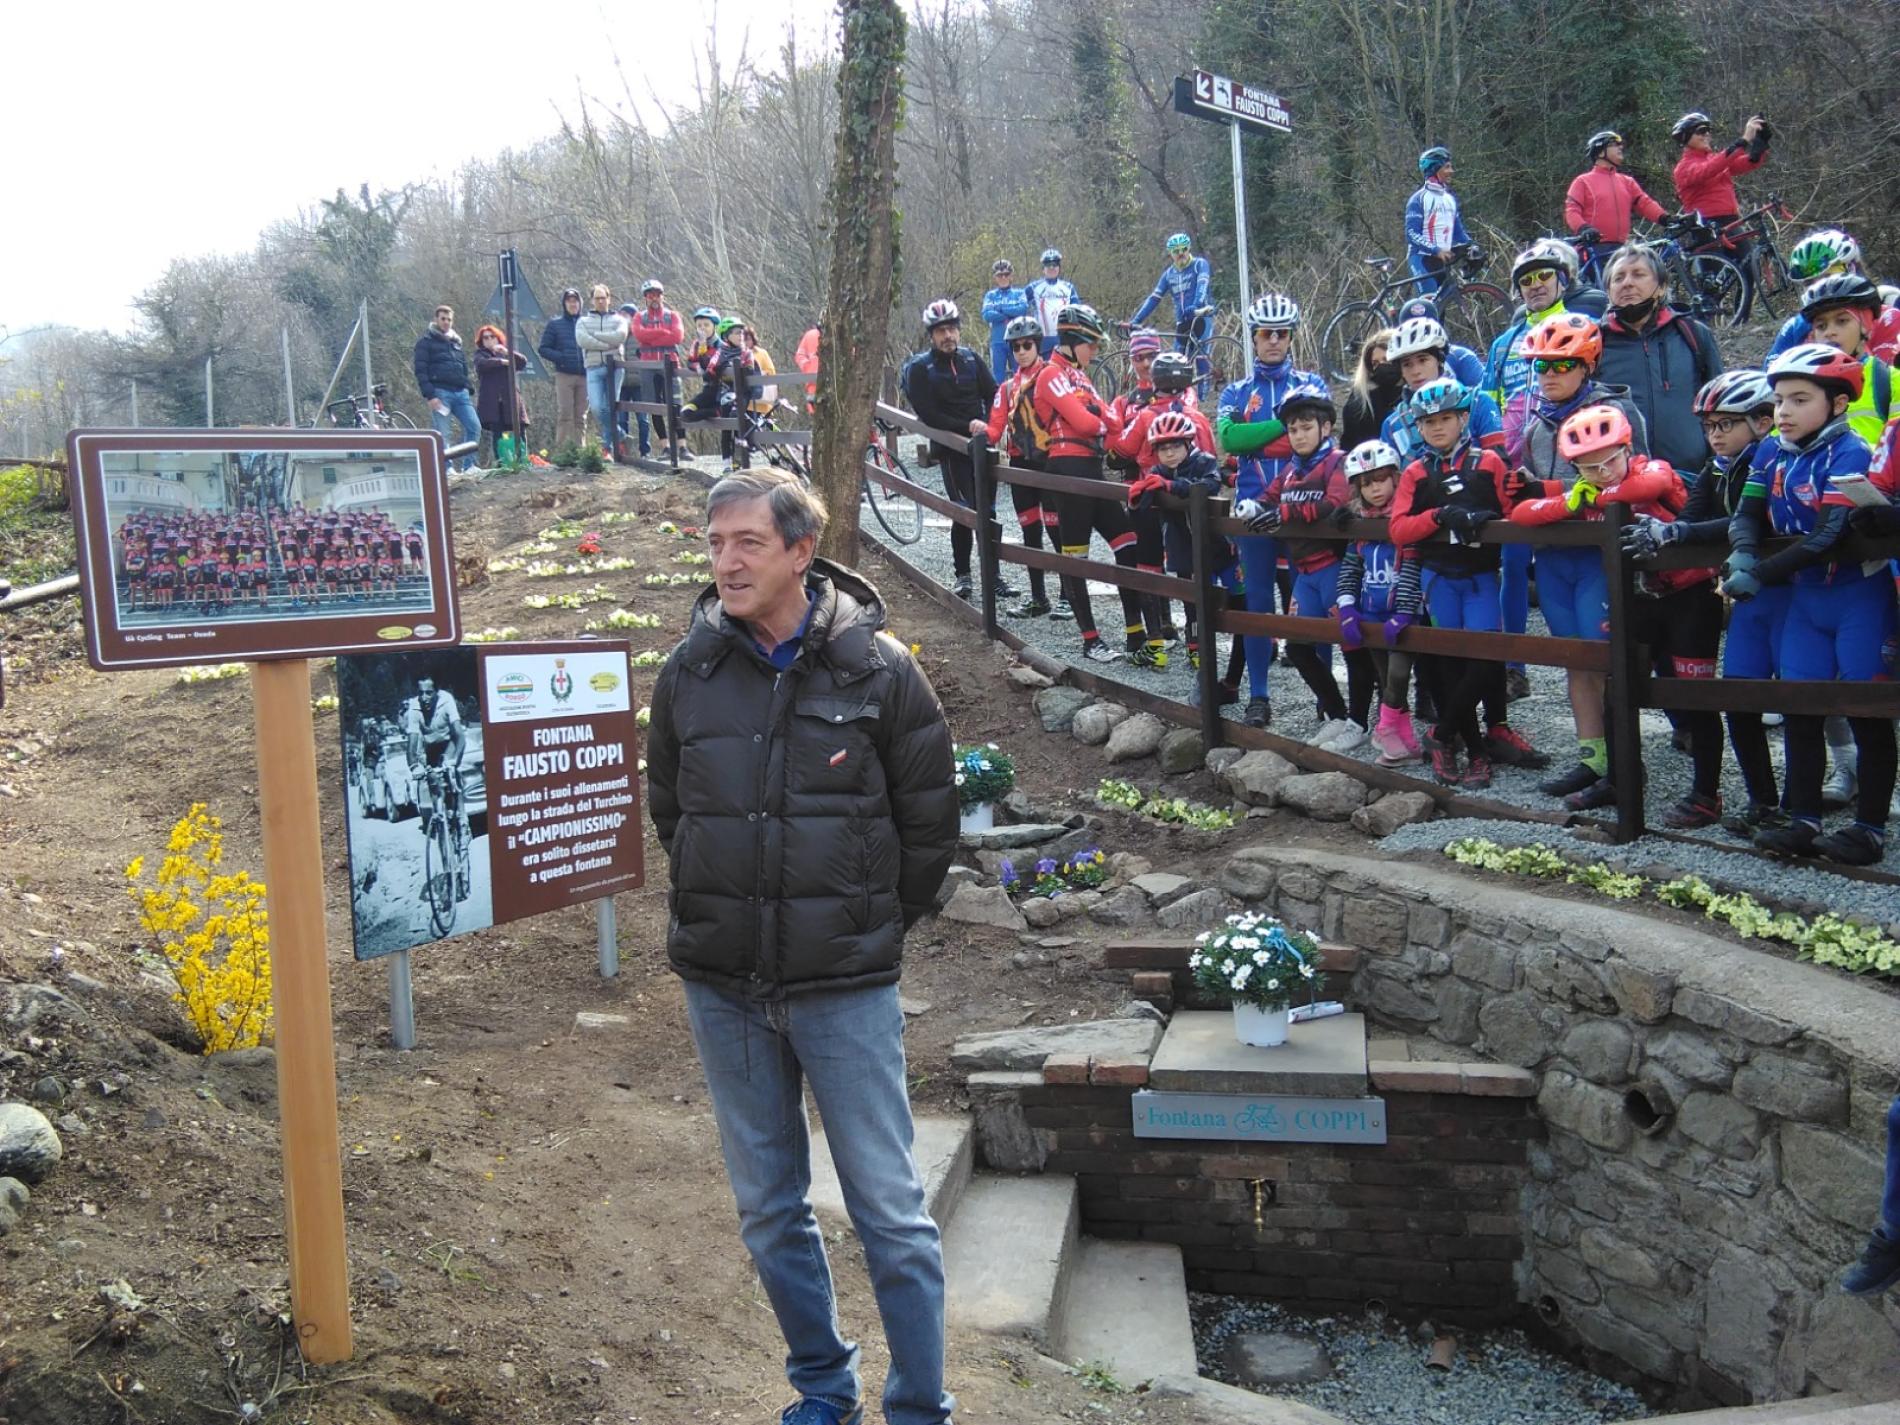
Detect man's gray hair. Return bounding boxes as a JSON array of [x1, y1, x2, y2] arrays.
[[1606, 243, 1669, 291], [706, 470, 829, 547]]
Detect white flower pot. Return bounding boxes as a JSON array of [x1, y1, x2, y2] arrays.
[[959, 802, 995, 834], [1233, 1001, 1291, 1048]]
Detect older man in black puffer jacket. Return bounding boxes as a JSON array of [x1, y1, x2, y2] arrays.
[[646, 469, 957, 1425]]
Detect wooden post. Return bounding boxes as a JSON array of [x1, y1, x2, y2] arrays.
[[1600, 510, 1646, 842], [1189, 486, 1225, 752], [251, 658, 353, 1363], [973, 438, 1001, 641]]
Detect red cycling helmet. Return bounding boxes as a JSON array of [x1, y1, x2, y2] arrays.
[[1146, 411, 1197, 451], [1557, 404, 1634, 463], [1522, 312, 1603, 366], [1767, 342, 1866, 400]]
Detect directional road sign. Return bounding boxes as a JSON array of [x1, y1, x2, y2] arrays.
[[1173, 69, 1292, 136]]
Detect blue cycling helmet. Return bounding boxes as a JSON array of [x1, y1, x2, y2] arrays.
[[693, 306, 720, 322], [1419, 146, 1452, 177], [1165, 232, 1193, 254], [1276, 379, 1336, 424], [1408, 377, 1474, 417], [1394, 296, 1441, 324]]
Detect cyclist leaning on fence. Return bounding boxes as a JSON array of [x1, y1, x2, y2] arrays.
[[406, 676, 469, 848], [1032, 303, 1165, 665], [1335, 439, 1425, 767], [1131, 234, 1215, 385], [1769, 230, 1900, 360], [1127, 410, 1237, 683], [981, 260, 1031, 380], [1405, 148, 1471, 296], [1794, 275, 1900, 447], [1724, 344, 1898, 866], [1219, 293, 1319, 727], [681, 317, 754, 469], [1596, 244, 1723, 473], [1025, 250, 1080, 359], [1625, 369, 1788, 836], [1671, 111, 1771, 319], [687, 307, 722, 375], [1566, 131, 1667, 272], [1105, 331, 1188, 662], [984, 314, 1061, 619], [902, 300, 1000, 605]]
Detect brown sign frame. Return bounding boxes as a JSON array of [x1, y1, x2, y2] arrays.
[[66, 428, 460, 671]]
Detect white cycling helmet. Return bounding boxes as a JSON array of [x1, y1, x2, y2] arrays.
[[1388, 316, 1450, 362], [1246, 293, 1301, 331], [1344, 440, 1403, 481], [1512, 238, 1580, 286], [921, 298, 961, 329]]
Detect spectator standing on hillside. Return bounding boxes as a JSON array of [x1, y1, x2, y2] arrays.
[[472, 325, 528, 465], [575, 285, 629, 456], [1024, 250, 1079, 359], [646, 470, 958, 1425], [412, 304, 480, 472], [537, 287, 588, 450], [1566, 131, 1666, 271], [628, 279, 686, 460], [1405, 148, 1470, 296], [980, 260, 1031, 379], [1672, 111, 1771, 318], [1596, 245, 1723, 472]]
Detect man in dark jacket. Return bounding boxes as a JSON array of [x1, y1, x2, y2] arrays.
[[646, 470, 958, 1425], [536, 287, 587, 449], [1596, 244, 1723, 472], [902, 299, 999, 601], [413, 304, 480, 470]]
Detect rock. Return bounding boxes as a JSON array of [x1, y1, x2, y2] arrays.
[[1105, 712, 1167, 763], [29, 1077, 66, 1106], [1731, 1055, 1849, 1125], [3, 983, 82, 1032], [0, 1103, 63, 1184], [1703, 1246, 1793, 1399], [1578, 1226, 1665, 1288], [1020, 897, 1063, 929], [1350, 790, 1436, 837], [968, 1072, 1048, 1172], [1448, 932, 1517, 992], [1087, 885, 1152, 928], [1052, 890, 1101, 922], [1037, 937, 1079, 949], [1224, 1331, 1334, 1387], [1780, 1123, 1884, 1229], [0, 1175, 25, 1236], [960, 823, 1069, 849], [375, 1266, 404, 1295], [1156, 728, 1205, 775], [574, 1011, 630, 1031], [1220, 750, 1298, 807], [950, 1018, 1164, 1071], [1157, 887, 1236, 930], [1117, 1000, 1169, 1025], [1478, 993, 1558, 1068], [1216, 850, 1278, 902], [1071, 702, 1132, 746], [1605, 960, 1676, 1025], [1107, 852, 1153, 884], [1676, 1091, 1763, 1160], [1034, 686, 1094, 733], [56, 1113, 86, 1136], [900, 997, 932, 1018], [1206, 746, 1245, 775], [939, 883, 1028, 932], [1363, 967, 1439, 1023], [1537, 1070, 1633, 1152], [1645, 1028, 1736, 1089], [1559, 1019, 1639, 1085], [141, 1108, 167, 1131], [937, 866, 981, 908], [1276, 772, 1369, 821], [1806, 1287, 1900, 1397], [1130, 872, 1194, 905], [1339, 896, 1408, 953], [1007, 664, 1054, 690]]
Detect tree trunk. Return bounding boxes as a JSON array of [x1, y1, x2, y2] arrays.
[[812, 0, 907, 567]]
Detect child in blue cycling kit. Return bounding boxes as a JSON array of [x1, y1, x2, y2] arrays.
[[1724, 344, 1899, 866]]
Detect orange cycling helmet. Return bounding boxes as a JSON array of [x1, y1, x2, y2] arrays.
[[1558, 404, 1633, 462], [1146, 411, 1198, 451], [1522, 312, 1602, 366]]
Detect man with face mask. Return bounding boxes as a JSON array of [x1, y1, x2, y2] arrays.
[[1596, 244, 1725, 471]]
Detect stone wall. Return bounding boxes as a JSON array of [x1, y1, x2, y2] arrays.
[[1214, 846, 1900, 1407]]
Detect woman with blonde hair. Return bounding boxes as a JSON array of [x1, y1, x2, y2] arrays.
[[1341, 328, 1403, 447]]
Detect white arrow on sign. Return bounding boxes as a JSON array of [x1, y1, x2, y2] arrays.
[[1195, 70, 1213, 101]]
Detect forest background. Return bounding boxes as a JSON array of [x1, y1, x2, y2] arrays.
[[5, 0, 1896, 450]]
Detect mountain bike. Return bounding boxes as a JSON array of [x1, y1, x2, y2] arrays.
[[1318, 243, 1512, 382], [1098, 311, 1247, 402], [863, 417, 925, 544], [1713, 194, 1798, 320], [324, 383, 416, 431], [419, 763, 470, 937], [1655, 214, 1749, 328]]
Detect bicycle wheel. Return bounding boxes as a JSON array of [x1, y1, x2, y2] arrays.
[[384, 411, 418, 430], [1318, 302, 1387, 384], [424, 814, 456, 936], [863, 441, 925, 544], [1438, 283, 1513, 355], [1200, 334, 1247, 397], [1088, 357, 1120, 402], [1750, 252, 1793, 321], [1685, 253, 1747, 328]]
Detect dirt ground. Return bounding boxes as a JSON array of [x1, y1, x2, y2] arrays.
[[0, 463, 1381, 1425]]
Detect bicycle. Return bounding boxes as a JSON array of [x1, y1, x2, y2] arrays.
[[323, 382, 417, 431], [862, 417, 925, 544], [1098, 311, 1248, 403], [418, 762, 470, 937], [1654, 214, 1748, 328], [1317, 243, 1512, 382], [1712, 194, 1799, 320]]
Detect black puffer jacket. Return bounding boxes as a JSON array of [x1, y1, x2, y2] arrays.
[[412, 327, 471, 399], [646, 560, 956, 998]]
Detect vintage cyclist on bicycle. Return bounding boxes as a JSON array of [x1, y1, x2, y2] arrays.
[[1130, 234, 1214, 383], [405, 676, 469, 847]]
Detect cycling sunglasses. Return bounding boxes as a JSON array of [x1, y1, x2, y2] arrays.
[[1009, 338, 1041, 351], [1532, 357, 1584, 374], [1516, 268, 1559, 288]]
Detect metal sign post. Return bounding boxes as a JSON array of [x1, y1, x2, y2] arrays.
[[597, 897, 619, 978], [1173, 68, 1292, 327], [500, 249, 523, 466]]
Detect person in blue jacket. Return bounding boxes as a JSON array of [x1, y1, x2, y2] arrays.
[[1216, 292, 1321, 729], [1131, 233, 1215, 388], [1025, 250, 1079, 359], [1405, 148, 1471, 294], [1393, 298, 1485, 390], [980, 259, 1031, 379]]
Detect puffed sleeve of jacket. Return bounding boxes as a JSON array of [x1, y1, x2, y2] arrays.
[[873, 634, 957, 928]]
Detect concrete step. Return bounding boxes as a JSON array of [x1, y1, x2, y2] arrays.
[[809, 1112, 974, 1235], [1143, 1372, 1354, 1423], [1054, 1237, 1198, 1386], [944, 1174, 1080, 1349], [1619, 1394, 1876, 1423]]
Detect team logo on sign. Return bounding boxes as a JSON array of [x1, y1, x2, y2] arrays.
[[589, 671, 621, 692], [551, 658, 574, 703], [496, 672, 534, 703]]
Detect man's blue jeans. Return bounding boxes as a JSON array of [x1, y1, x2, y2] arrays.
[[1884, 1093, 1900, 1236], [683, 979, 954, 1425], [1234, 533, 1282, 699], [586, 365, 619, 452], [429, 389, 480, 470]]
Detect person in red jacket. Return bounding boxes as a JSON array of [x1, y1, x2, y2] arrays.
[[1566, 130, 1666, 271], [627, 279, 686, 458], [1672, 110, 1770, 317], [983, 315, 1060, 618]]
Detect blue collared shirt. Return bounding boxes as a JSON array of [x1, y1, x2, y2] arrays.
[[752, 587, 818, 669]]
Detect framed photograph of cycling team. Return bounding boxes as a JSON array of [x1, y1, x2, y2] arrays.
[[65, 428, 459, 671], [337, 640, 644, 960]]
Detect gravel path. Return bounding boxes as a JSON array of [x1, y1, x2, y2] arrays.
[[831, 454, 1894, 872], [1190, 1294, 1650, 1425]]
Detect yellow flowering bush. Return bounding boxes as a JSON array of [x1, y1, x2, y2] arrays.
[[125, 804, 274, 1053]]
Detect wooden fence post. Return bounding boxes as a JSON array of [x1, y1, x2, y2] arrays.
[[1601, 508, 1646, 841], [972, 438, 1001, 641], [1189, 485, 1225, 752]]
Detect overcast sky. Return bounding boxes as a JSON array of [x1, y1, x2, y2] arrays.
[[1, 0, 840, 339]]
